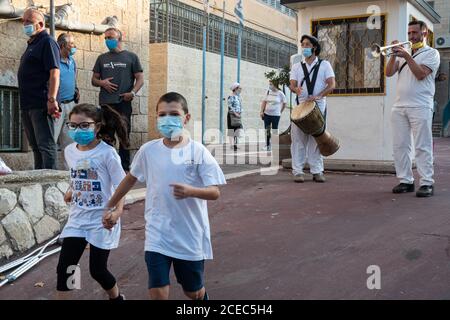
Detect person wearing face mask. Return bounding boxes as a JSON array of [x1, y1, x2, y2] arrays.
[[92, 27, 144, 172], [386, 20, 440, 197], [18, 8, 61, 169], [289, 34, 336, 183], [56, 103, 129, 300], [227, 82, 244, 151], [260, 79, 287, 151], [105, 92, 226, 300], [54, 33, 80, 161]]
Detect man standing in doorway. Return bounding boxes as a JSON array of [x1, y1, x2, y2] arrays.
[[92, 27, 144, 172], [18, 8, 60, 169], [387, 20, 440, 197]]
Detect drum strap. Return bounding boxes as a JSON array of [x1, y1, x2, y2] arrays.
[[301, 59, 323, 96], [398, 49, 429, 75]]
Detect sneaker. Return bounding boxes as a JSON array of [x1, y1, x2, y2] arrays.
[[110, 293, 126, 301], [262, 145, 271, 152], [313, 173, 326, 183], [416, 185, 434, 197], [293, 174, 305, 183], [392, 183, 415, 194]]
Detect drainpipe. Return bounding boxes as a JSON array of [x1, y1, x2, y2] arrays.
[[0, 0, 24, 18], [0, 1, 118, 35], [53, 5, 118, 34]]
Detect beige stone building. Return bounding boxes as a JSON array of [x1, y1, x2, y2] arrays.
[[0, 0, 150, 170], [0, 0, 297, 169], [149, 0, 298, 142]]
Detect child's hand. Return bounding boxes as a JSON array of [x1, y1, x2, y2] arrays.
[[102, 209, 121, 230], [64, 190, 72, 204], [170, 183, 195, 200]]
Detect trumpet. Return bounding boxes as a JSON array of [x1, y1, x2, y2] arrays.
[[369, 41, 412, 58]]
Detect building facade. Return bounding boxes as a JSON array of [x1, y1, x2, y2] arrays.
[[149, 0, 298, 142], [0, 0, 150, 170], [282, 0, 440, 162]]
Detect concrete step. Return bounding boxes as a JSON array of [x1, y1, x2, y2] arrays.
[[281, 158, 400, 174]]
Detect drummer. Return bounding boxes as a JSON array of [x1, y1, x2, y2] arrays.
[[289, 34, 336, 183]]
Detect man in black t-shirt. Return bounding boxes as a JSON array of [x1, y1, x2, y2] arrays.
[[92, 27, 144, 172]]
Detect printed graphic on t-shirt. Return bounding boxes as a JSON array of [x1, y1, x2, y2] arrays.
[[103, 62, 127, 69], [70, 159, 104, 208]]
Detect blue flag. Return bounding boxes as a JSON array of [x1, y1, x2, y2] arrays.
[[234, 0, 244, 27]]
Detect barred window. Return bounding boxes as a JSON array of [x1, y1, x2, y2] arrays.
[[312, 15, 386, 95], [0, 86, 21, 151], [150, 0, 297, 69]]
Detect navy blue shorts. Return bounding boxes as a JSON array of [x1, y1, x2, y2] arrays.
[[145, 251, 205, 292]]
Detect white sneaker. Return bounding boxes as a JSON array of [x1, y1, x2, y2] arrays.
[[262, 145, 272, 151]]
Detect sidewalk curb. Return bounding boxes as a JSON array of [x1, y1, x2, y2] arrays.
[[124, 166, 282, 205]]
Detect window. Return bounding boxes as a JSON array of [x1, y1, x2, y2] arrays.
[[0, 87, 21, 151], [150, 0, 297, 69], [312, 15, 386, 95]]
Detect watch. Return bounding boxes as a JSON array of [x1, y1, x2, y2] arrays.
[[48, 97, 56, 103]]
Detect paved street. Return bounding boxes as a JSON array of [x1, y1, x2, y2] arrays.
[[1, 139, 450, 300]]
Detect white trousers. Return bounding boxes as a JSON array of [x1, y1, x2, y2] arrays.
[[290, 121, 323, 175], [53, 101, 76, 148], [391, 107, 434, 186]]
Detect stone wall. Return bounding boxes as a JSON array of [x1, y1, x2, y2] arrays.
[[0, 0, 150, 170], [0, 171, 70, 260]]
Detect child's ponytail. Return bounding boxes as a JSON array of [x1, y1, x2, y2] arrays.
[[98, 104, 130, 148]]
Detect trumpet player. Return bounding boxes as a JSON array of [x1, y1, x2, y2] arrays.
[[386, 20, 440, 197]]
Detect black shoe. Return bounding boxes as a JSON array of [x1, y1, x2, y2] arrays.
[[392, 183, 415, 194], [416, 185, 434, 197]]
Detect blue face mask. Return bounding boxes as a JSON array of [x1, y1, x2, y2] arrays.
[[69, 48, 77, 56], [157, 116, 184, 139], [23, 24, 35, 37], [105, 39, 119, 51], [68, 128, 96, 146], [303, 47, 313, 58]]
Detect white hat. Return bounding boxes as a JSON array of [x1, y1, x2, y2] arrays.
[[230, 82, 240, 91]]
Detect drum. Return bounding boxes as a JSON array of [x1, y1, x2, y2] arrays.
[[291, 101, 340, 157]]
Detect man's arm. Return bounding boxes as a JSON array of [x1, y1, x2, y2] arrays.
[[318, 77, 336, 98], [48, 68, 60, 116], [92, 72, 118, 93], [404, 56, 432, 81], [132, 72, 144, 93], [385, 56, 399, 77]]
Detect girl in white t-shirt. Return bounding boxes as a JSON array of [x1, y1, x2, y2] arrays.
[[260, 80, 287, 151], [56, 103, 128, 300]]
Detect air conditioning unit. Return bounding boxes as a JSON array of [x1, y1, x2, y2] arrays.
[[435, 35, 450, 49]]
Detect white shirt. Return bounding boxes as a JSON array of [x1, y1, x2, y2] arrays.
[[130, 138, 227, 261], [263, 89, 287, 116], [61, 141, 126, 250], [290, 57, 335, 113], [394, 45, 440, 109]]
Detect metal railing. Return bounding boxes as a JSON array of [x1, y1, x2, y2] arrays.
[[312, 15, 386, 95], [150, 0, 297, 69], [0, 87, 21, 152]]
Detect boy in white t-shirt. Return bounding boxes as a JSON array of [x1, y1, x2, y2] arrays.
[[105, 92, 226, 300]]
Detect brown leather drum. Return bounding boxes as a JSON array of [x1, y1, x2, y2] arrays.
[[291, 101, 340, 157], [291, 101, 325, 136]]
